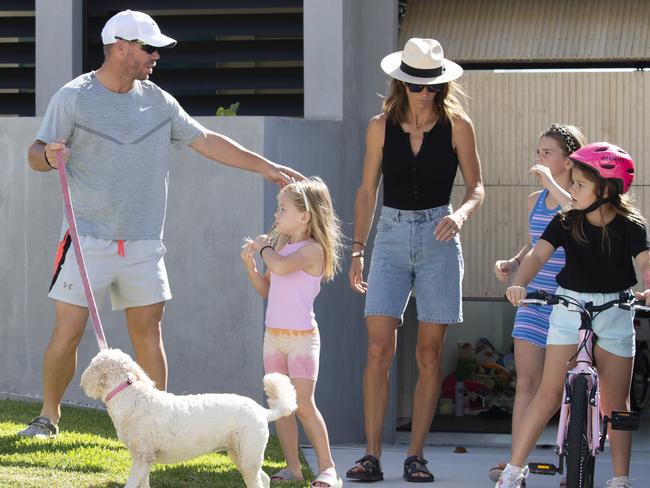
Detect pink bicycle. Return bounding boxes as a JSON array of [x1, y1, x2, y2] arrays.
[[522, 290, 645, 488]]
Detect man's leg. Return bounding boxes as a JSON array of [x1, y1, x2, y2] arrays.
[[41, 301, 89, 424], [125, 302, 167, 390]]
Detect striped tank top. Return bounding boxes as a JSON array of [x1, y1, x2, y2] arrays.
[[512, 189, 566, 347]]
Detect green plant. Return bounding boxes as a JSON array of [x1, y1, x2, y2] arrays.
[[216, 102, 240, 116]]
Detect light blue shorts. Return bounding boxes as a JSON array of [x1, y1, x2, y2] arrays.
[[547, 287, 636, 358], [364, 205, 464, 325]]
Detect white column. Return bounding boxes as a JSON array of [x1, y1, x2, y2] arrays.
[[303, 0, 344, 120], [35, 0, 82, 115]]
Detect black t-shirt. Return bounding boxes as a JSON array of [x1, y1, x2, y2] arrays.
[[540, 213, 649, 293]]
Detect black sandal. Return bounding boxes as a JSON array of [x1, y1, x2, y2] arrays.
[[345, 454, 384, 482], [403, 455, 434, 483]]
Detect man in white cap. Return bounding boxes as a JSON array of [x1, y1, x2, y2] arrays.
[[20, 10, 303, 438]]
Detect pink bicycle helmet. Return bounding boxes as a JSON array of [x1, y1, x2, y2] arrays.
[[569, 142, 635, 194]]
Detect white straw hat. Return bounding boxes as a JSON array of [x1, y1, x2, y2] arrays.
[[380, 38, 462, 85], [101, 10, 176, 48]]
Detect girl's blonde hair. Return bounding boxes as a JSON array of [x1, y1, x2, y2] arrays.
[[560, 163, 646, 253], [270, 177, 342, 282], [382, 78, 468, 126]]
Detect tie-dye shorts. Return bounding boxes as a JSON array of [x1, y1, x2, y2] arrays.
[[263, 328, 320, 381]]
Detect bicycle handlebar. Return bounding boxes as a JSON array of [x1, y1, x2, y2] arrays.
[[521, 290, 650, 313]]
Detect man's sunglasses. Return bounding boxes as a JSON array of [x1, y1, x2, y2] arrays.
[[115, 37, 159, 55], [404, 82, 443, 93]]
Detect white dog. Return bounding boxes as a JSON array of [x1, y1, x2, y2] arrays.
[[80, 348, 297, 488]]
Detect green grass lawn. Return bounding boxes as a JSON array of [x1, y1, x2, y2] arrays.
[[0, 399, 313, 487]]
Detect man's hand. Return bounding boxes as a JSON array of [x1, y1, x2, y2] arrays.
[[45, 138, 70, 169], [263, 163, 305, 187]]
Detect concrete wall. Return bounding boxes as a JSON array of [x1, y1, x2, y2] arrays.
[[0, 117, 267, 407], [2, 0, 436, 446], [0, 114, 371, 444]]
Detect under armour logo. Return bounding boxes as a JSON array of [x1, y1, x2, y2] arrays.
[[63, 282, 72, 290]]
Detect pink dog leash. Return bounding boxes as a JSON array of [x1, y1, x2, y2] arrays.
[[55, 151, 108, 351]]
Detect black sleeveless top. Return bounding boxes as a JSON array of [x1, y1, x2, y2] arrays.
[[381, 117, 459, 210]]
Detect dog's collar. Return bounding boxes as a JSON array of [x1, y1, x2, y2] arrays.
[[105, 376, 134, 402]]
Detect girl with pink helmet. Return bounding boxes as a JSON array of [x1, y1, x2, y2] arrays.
[[496, 142, 650, 488]]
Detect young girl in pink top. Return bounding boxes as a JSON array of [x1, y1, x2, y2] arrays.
[[241, 177, 343, 488]]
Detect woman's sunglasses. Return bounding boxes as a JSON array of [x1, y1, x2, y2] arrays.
[[115, 36, 159, 55], [404, 82, 443, 93]]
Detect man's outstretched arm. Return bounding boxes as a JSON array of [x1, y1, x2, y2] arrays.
[[190, 131, 304, 186]]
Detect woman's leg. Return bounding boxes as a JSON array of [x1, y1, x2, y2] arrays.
[[511, 339, 546, 445], [363, 315, 400, 457], [348, 315, 399, 475], [293, 378, 336, 486], [408, 322, 448, 457], [594, 345, 634, 477], [510, 344, 576, 467], [404, 321, 448, 480]]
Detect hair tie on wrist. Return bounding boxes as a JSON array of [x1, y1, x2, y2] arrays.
[[352, 241, 366, 248], [514, 257, 521, 265], [259, 245, 274, 257], [351, 251, 364, 258]]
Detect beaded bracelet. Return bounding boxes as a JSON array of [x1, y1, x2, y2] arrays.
[[351, 251, 364, 258]]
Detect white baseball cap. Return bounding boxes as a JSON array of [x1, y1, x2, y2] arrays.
[[101, 10, 176, 48]]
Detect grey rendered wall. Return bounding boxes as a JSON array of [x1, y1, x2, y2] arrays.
[[288, 0, 399, 444], [5, 0, 399, 446], [0, 117, 267, 406]]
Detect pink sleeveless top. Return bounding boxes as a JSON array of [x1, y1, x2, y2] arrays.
[[265, 241, 322, 331]]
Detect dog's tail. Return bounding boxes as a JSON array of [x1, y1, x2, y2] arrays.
[[263, 373, 297, 422]]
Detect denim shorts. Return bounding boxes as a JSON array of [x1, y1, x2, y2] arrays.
[[547, 286, 636, 358], [364, 205, 464, 324]]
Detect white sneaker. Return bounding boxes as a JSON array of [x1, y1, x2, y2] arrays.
[[605, 476, 632, 488], [495, 464, 529, 488]]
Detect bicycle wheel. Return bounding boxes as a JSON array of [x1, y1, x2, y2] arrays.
[[566, 374, 595, 488], [631, 345, 650, 411]]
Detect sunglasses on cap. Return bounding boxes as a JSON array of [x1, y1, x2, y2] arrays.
[[115, 36, 159, 55], [404, 82, 443, 93]]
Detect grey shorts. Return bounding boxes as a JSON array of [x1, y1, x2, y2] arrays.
[[364, 205, 464, 325], [48, 234, 171, 311]]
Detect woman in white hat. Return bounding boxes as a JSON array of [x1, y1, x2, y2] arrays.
[[346, 38, 484, 483]]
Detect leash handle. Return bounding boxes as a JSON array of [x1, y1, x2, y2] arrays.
[[54, 151, 108, 351]]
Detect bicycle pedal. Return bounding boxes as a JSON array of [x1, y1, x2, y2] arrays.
[[528, 462, 559, 475], [610, 410, 640, 431]]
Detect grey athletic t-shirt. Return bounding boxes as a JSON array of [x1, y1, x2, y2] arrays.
[[36, 72, 204, 240]]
